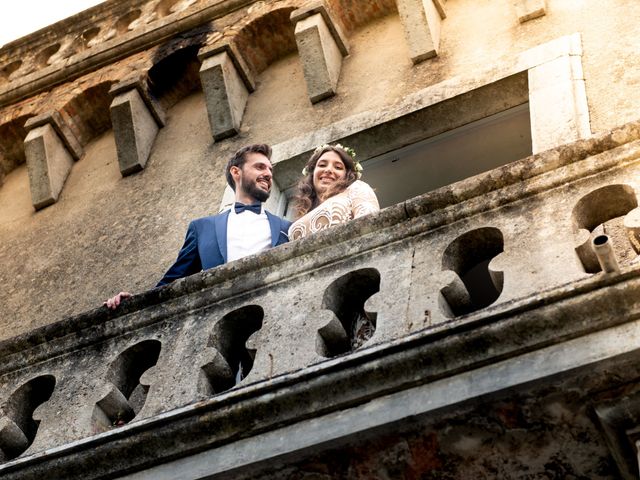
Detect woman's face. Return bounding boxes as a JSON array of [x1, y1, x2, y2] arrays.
[[313, 151, 347, 200]]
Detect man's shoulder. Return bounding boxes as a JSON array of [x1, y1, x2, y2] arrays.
[[189, 211, 230, 228], [190, 209, 290, 228], [192, 210, 230, 222], [265, 210, 292, 227]]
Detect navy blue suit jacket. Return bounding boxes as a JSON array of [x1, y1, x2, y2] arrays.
[[157, 210, 291, 287]]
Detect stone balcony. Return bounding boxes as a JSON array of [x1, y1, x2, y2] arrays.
[[3, 121, 640, 478]]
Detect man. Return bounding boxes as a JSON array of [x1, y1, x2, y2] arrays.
[[106, 144, 291, 309]]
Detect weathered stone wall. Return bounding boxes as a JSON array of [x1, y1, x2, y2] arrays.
[[0, 0, 638, 340], [2, 1, 640, 478], [3, 123, 640, 478]]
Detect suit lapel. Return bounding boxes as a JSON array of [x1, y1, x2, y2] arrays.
[[215, 210, 230, 263]]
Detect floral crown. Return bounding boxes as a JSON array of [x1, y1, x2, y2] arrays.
[[302, 143, 363, 179]]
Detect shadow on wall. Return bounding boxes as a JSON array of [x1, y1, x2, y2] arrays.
[[0, 114, 35, 181], [149, 24, 213, 110], [61, 82, 114, 147]]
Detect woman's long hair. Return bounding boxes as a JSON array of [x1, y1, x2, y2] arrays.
[[292, 145, 359, 218]]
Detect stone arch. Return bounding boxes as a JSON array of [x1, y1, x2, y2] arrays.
[[79, 26, 100, 49], [325, 0, 397, 33], [233, 7, 299, 75], [115, 9, 142, 34], [0, 114, 35, 180], [156, 0, 181, 17], [200, 305, 264, 395], [572, 184, 638, 273], [0, 60, 22, 82], [60, 81, 113, 146], [92, 339, 161, 430], [317, 268, 380, 357], [34, 43, 61, 67], [149, 26, 212, 109]]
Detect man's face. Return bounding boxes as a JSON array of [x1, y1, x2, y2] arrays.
[[233, 152, 273, 203]]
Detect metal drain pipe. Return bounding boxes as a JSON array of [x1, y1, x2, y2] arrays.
[[592, 234, 620, 273]]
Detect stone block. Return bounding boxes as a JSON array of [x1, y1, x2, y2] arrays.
[[516, 0, 546, 23], [25, 110, 83, 161], [528, 54, 591, 153], [290, 0, 349, 55], [109, 75, 166, 127], [396, 0, 446, 64], [292, 1, 349, 104], [24, 112, 82, 210], [110, 79, 165, 176], [198, 43, 254, 141]]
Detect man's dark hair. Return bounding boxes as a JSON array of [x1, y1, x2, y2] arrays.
[[225, 144, 272, 190]]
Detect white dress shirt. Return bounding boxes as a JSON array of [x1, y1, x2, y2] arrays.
[[226, 205, 272, 262]]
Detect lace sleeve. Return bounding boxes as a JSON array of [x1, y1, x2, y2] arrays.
[[347, 180, 380, 219]]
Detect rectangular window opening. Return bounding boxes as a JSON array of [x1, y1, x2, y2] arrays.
[[363, 103, 532, 208]]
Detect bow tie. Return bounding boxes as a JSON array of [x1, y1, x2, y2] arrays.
[[234, 202, 262, 215]]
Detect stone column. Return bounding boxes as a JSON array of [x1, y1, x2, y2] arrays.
[[109, 76, 166, 176], [396, 0, 446, 64], [198, 43, 255, 141], [528, 50, 590, 153], [291, 0, 349, 104], [24, 111, 83, 210]]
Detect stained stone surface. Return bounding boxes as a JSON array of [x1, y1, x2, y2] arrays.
[[2, 1, 640, 479]]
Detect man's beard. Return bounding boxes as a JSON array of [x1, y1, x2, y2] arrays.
[[242, 176, 270, 203]]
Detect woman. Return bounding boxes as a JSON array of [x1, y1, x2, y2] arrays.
[[288, 144, 379, 241], [289, 144, 379, 350]]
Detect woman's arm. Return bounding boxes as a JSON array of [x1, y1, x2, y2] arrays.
[[349, 181, 380, 218]]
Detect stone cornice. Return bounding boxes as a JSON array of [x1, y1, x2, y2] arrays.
[[0, 0, 257, 108]]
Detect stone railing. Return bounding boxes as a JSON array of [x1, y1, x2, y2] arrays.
[[3, 121, 640, 477]]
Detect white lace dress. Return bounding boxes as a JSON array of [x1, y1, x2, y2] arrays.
[[288, 180, 380, 241]]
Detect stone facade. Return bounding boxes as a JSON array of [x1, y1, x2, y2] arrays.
[[2, 0, 640, 478]]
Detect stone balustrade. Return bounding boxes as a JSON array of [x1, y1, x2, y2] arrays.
[[3, 121, 640, 477]]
